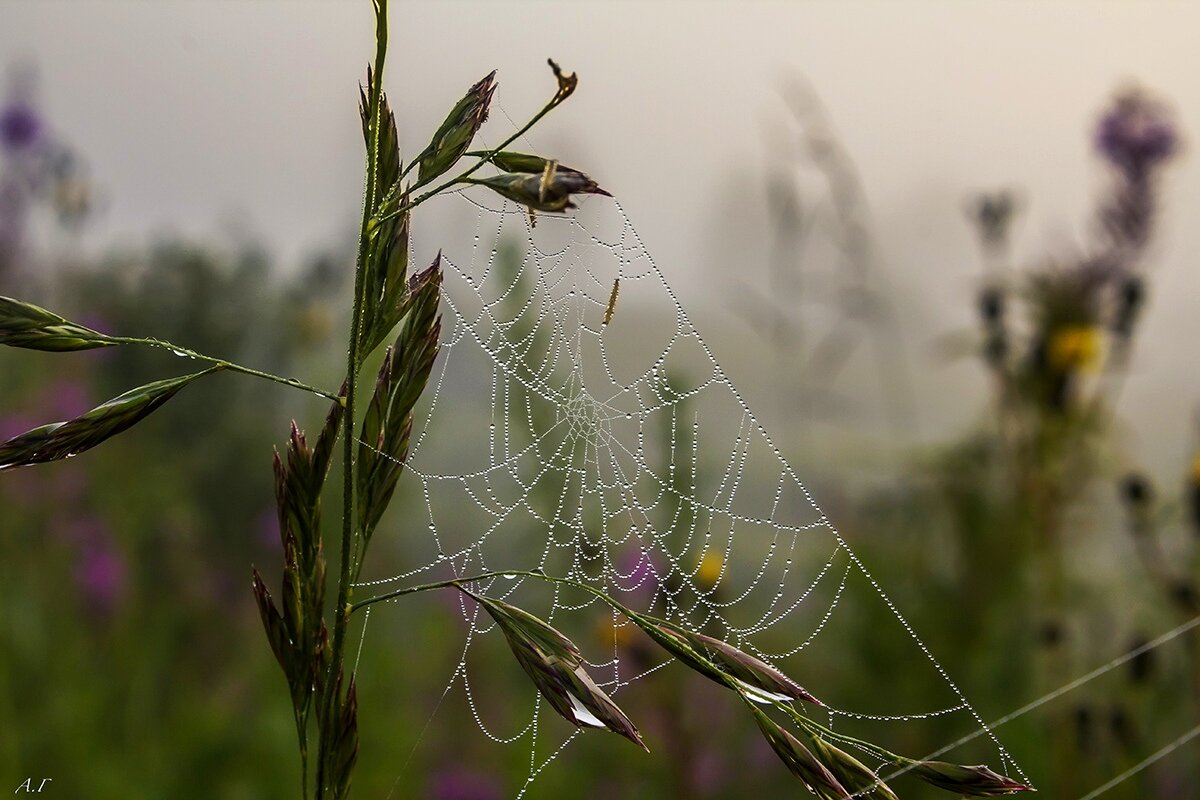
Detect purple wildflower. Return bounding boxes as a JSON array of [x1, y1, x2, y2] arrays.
[[0, 412, 37, 441], [429, 768, 502, 800], [45, 377, 92, 420], [0, 101, 41, 152], [1096, 89, 1177, 178], [256, 507, 281, 550], [615, 547, 661, 599], [74, 523, 127, 613]]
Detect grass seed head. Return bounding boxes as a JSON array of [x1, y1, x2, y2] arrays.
[[464, 589, 647, 751], [911, 761, 1034, 796], [416, 71, 497, 188]]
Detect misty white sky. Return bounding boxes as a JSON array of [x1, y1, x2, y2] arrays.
[[4, 0, 1200, 474]]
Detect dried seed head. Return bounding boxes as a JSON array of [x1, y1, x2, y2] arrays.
[[472, 170, 610, 214], [547, 58, 577, 100], [911, 761, 1033, 796], [464, 589, 647, 751], [416, 71, 497, 188]]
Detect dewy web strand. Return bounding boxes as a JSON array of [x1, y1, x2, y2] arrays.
[[352, 188, 1028, 796]]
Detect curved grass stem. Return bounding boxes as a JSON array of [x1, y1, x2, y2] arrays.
[[110, 336, 342, 402]]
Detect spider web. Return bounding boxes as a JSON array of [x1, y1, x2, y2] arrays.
[[352, 188, 1025, 798]]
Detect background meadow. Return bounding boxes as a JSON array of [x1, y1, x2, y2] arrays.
[[2, 2, 1200, 797]]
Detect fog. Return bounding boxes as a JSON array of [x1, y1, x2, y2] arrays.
[[5, 0, 1200, 468]]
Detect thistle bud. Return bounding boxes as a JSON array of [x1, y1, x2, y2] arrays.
[[910, 761, 1033, 796], [471, 170, 610, 214], [415, 71, 497, 188], [464, 590, 647, 751]]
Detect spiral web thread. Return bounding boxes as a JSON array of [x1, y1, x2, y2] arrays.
[[352, 189, 1024, 797]]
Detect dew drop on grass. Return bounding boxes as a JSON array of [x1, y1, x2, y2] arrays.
[[502, 573, 518, 580]]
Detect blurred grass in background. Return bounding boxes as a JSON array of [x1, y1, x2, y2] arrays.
[[1, 61, 1197, 799]]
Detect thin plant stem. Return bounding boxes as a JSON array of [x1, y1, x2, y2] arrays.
[[109, 335, 341, 402], [296, 713, 310, 800], [318, 1, 388, 797], [351, 569, 609, 613]]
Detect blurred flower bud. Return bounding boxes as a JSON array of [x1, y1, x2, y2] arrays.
[[966, 191, 1017, 251], [1112, 276, 1144, 340], [910, 761, 1032, 796], [464, 589, 647, 750], [978, 287, 1005, 326], [1096, 88, 1178, 179], [1075, 703, 1095, 754], [1119, 471, 1153, 510], [1038, 619, 1064, 648], [983, 331, 1008, 367], [0, 100, 41, 152], [1170, 580, 1200, 614], [1126, 634, 1155, 684], [1188, 453, 1200, 536], [415, 71, 497, 189], [1110, 704, 1136, 750]]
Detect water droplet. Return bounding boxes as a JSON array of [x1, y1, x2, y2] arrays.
[[171, 349, 189, 358], [502, 573, 518, 580]]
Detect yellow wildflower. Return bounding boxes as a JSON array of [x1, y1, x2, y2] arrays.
[[696, 550, 724, 589], [1049, 325, 1104, 371]]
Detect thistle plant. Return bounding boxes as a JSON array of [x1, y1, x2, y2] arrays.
[[0, 3, 1028, 797]]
